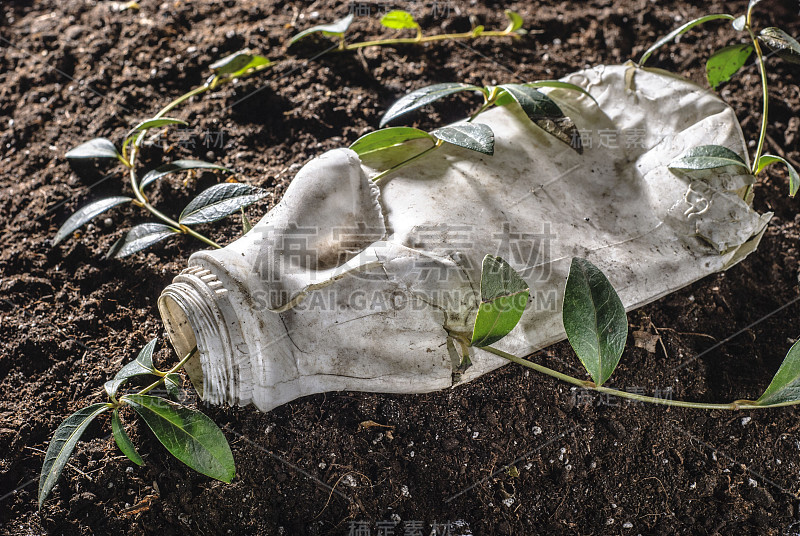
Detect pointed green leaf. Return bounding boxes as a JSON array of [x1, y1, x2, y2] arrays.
[[349, 127, 434, 156], [107, 223, 179, 259], [638, 14, 735, 66], [123, 394, 235, 482], [470, 255, 530, 347], [65, 137, 121, 160], [290, 14, 354, 45], [381, 10, 418, 30], [179, 183, 268, 225], [706, 44, 754, 90], [732, 15, 746, 32], [53, 196, 132, 246], [431, 123, 495, 155], [210, 50, 271, 80], [39, 403, 111, 507], [756, 339, 800, 405], [380, 83, 484, 127], [112, 409, 144, 466], [669, 144, 750, 173], [498, 84, 580, 151], [105, 338, 159, 397], [241, 208, 253, 234], [503, 9, 524, 33], [140, 159, 232, 190], [563, 258, 627, 387], [759, 27, 800, 64], [126, 117, 187, 138], [756, 154, 800, 197], [498, 84, 563, 119]]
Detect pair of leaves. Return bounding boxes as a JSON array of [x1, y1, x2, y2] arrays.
[[106, 183, 266, 258], [350, 123, 495, 157], [669, 145, 800, 197], [379, 81, 586, 151], [467, 256, 628, 390]]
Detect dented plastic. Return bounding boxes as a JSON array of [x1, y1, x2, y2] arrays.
[[159, 63, 771, 412]]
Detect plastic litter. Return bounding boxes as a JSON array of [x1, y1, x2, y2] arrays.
[[159, 63, 771, 412]]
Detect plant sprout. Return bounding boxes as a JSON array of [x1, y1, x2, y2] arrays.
[[39, 340, 234, 507], [637, 0, 800, 197]]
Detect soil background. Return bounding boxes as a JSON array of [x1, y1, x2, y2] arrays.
[[2, 0, 800, 534]]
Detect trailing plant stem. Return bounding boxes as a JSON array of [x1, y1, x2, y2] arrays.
[[746, 25, 770, 176], [343, 30, 520, 51], [482, 345, 789, 410], [128, 147, 222, 249], [121, 346, 198, 401]]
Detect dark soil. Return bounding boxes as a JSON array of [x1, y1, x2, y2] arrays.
[[2, 0, 800, 534]]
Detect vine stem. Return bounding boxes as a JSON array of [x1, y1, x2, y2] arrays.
[[480, 345, 795, 411], [343, 29, 520, 50], [746, 24, 769, 175], [122, 346, 198, 400]]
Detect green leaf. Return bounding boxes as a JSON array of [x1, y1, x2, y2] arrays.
[[498, 84, 580, 151], [140, 159, 232, 190], [349, 127, 434, 156], [638, 14, 735, 66], [123, 394, 235, 482], [732, 15, 746, 32], [381, 10, 418, 30], [39, 403, 111, 507], [65, 137, 121, 159], [759, 27, 800, 65], [498, 84, 562, 119], [472, 25, 484, 37], [756, 154, 800, 197], [562, 258, 627, 387], [706, 44, 753, 90], [380, 83, 484, 127], [210, 50, 271, 80], [668, 144, 750, 173], [241, 208, 253, 234], [431, 123, 495, 155], [290, 14, 354, 45], [470, 255, 530, 347], [523, 80, 599, 105], [53, 196, 132, 246], [503, 9, 524, 33], [105, 338, 159, 397], [112, 409, 144, 466], [179, 183, 268, 225], [107, 223, 179, 259], [756, 339, 800, 405], [126, 117, 187, 138]]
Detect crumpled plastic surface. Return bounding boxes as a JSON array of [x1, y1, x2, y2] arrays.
[[159, 62, 771, 412]]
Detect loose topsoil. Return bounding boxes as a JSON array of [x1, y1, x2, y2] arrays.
[[2, 0, 800, 534]]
